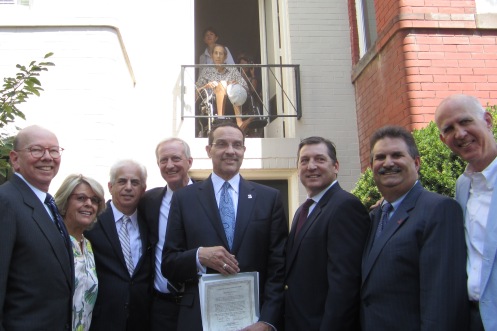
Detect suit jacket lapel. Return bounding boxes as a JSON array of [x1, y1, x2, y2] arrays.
[[197, 177, 230, 249], [286, 184, 339, 272], [480, 180, 497, 293], [362, 182, 423, 283], [232, 177, 256, 253], [133, 212, 149, 276], [99, 203, 129, 273], [12, 176, 73, 288]]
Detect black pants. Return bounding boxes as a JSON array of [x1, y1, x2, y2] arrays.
[[150, 291, 181, 331]]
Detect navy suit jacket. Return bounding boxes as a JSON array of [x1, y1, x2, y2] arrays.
[[162, 176, 288, 330], [284, 183, 370, 331], [361, 182, 469, 331], [139, 186, 167, 248], [86, 201, 153, 331], [0, 175, 73, 331]]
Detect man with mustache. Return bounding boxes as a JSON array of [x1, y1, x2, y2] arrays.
[[361, 126, 469, 331], [86, 159, 153, 331], [435, 94, 497, 331], [163, 121, 288, 331]]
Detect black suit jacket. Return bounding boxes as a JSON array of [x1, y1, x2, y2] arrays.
[[284, 183, 370, 331], [0, 175, 73, 331], [162, 176, 288, 330], [361, 182, 469, 331], [139, 186, 167, 249], [86, 201, 153, 331]]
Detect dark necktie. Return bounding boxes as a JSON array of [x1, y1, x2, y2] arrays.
[[44, 193, 74, 285], [295, 198, 314, 237], [375, 202, 393, 238], [44, 193, 71, 249], [219, 181, 236, 249]]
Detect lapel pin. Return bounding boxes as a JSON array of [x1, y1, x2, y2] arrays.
[[397, 219, 405, 225], [248, 194, 252, 199]]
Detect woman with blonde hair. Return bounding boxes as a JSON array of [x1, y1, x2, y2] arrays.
[[55, 174, 106, 331]]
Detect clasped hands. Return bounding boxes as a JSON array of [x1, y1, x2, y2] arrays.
[[198, 246, 240, 275]]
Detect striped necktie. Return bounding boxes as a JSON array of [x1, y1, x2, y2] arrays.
[[119, 215, 134, 275]]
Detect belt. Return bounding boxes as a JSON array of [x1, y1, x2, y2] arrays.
[[153, 289, 183, 304]]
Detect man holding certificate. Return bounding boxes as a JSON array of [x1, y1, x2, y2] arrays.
[[163, 121, 288, 331]]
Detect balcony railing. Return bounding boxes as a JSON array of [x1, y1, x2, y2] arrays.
[[180, 64, 301, 138]]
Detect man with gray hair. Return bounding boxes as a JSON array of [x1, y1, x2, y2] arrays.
[[139, 138, 193, 331], [86, 159, 152, 331], [436, 94, 497, 331]]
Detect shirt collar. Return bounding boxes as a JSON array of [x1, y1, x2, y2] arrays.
[[464, 155, 497, 189], [14, 173, 48, 203], [308, 180, 338, 203], [211, 173, 240, 194], [110, 201, 138, 227], [386, 180, 418, 211], [164, 178, 193, 204]]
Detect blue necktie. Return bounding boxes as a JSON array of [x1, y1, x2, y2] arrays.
[[219, 182, 236, 249], [375, 202, 393, 238]]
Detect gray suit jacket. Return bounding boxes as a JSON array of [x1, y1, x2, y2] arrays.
[[0, 175, 73, 331], [456, 173, 497, 330], [361, 182, 469, 331]]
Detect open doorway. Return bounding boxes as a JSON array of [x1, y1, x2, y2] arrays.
[[194, 0, 261, 66]]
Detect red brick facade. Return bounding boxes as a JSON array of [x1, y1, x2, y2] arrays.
[[350, 0, 497, 169]]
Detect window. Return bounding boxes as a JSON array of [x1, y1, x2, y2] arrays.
[[355, 0, 377, 57]]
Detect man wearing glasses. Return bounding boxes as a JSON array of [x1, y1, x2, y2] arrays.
[[163, 121, 288, 331], [0, 125, 73, 330]]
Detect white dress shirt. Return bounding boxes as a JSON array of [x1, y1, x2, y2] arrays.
[[464, 156, 497, 300], [155, 180, 192, 293]]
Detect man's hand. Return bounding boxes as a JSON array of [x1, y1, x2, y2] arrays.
[[239, 321, 272, 331], [198, 246, 239, 275]]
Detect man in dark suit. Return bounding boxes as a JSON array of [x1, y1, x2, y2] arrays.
[[361, 125, 469, 330], [86, 159, 152, 331], [163, 121, 288, 331], [139, 138, 193, 331], [284, 136, 370, 331], [0, 125, 73, 330]]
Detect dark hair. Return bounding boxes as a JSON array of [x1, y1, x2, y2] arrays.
[[203, 26, 218, 37], [237, 53, 254, 64], [369, 125, 419, 164], [298, 136, 338, 163], [208, 121, 245, 145]]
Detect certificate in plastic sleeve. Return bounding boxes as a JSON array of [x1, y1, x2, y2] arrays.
[[199, 272, 259, 331]]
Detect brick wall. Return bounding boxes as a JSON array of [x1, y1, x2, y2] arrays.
[[352, 0, 497, 169]]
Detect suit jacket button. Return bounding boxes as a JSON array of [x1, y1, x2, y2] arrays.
[[284, 285, 288, 290]]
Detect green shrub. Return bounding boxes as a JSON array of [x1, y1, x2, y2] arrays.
[[352, 106, 497, 209]]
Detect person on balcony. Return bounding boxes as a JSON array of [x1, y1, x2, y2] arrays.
[[198, 27, 235, 65], [196, 44, 248, 129]]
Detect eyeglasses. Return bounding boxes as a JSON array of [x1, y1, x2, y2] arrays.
[[70, 194, 102, 205], [211, 141, 244, 150], [18, 145, 64, 159]]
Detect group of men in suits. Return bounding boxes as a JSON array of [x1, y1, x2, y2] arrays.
[[2, 93, 497, 331]]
